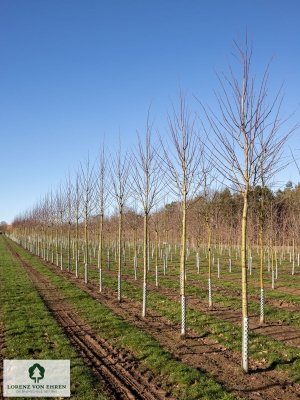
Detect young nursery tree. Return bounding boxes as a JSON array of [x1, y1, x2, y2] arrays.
[[110, 139, 132, 302], [55, 183, 66, 269], [79, 155, 96, 284], [72, 167, 84, 277], [95, 143, 110, 291], [131, 109, 163, 317], [160, 88, 205, 337], [203, 173, 213, 307], [44, 189, 55, 264], [197, 32, 298, 372], [64, 173, 75, 273]]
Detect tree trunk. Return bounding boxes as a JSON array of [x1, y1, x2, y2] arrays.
[[99, 213, 103, 291], [259, 185, 265, 324], [180, 192, 187, 337], [118, 209, 123, 302], [241, 189, 249, 373], [142, 212, 148, 317], [84, 214, 88, 284]]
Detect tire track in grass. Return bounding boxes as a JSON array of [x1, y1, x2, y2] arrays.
[[0, 236, 109, 400]]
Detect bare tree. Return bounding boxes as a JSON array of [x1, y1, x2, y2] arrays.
[[38, 194, 49, 261], [95, 144, 110, 291], [79, 155, 96, 284], [159, 88, 205, 337], [46, 189, 56, 264], [55, 183, 66, 269], [203, 173, 213, 307], [110, 139, 132, 302], [197, 32, 298, 372], [74, 168, 84, 278], [131, 109, 163, 317], [64, 172, 75, 273], [43, 191, 53, 262]]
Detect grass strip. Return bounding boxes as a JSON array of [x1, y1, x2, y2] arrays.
[[0, 236, 108, 400]]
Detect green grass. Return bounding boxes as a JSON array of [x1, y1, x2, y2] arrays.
[[0, 236, 108, 400]]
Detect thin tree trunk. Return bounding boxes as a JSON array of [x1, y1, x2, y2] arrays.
[[180, 191, 187, 337], [260, 183, 265, 324], [99, 214, 103, 291], [142, 212, 148, 317], [241, 189, 249, 373], [84, 209, 88, 284], [118, 209, 123, 302]]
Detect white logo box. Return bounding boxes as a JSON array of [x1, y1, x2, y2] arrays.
[[4, 360, 70, 397]]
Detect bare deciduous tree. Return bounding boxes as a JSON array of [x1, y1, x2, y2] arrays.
[[131, 109, 163, 317], [74, 168, 84, 278], [55, 182, 66, 269], [64, 172, 74, 273], [95, 144, 110, 291], [197, 32, 298, 372], [79, 155, 96, 284], [110, 139, 132, 302], [159, 88, 205, 337]]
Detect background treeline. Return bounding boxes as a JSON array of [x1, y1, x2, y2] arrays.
[[11, 180, 300, 251]]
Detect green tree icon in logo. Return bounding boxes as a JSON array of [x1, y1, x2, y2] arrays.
[[28, 363, 45, 383]]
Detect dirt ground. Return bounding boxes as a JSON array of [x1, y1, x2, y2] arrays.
[[2, 239, 300, 399]]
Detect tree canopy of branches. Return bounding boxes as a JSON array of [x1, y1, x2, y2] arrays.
[[159, 88, 206, 337], [110, 140, 132, 302], [131, 110, 163, 317]]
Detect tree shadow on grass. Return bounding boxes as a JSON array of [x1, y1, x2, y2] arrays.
[[251, 355, 300, 374]]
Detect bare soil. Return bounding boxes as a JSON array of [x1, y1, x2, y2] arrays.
[[3, 239, 300, 399]]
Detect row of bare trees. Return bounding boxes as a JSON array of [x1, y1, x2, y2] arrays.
[[10, 33, 299, 373], [13, 183, 300, 261]]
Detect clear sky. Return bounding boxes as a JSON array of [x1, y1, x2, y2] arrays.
[[1, 0, 299, 223]]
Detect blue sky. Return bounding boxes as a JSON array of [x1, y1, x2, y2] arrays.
[[1, 0, 299, 223]]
